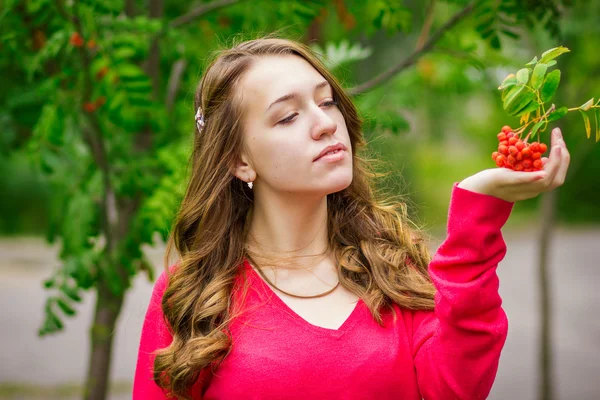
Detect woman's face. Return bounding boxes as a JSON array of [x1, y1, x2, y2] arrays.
[[234, 54, 353, 196]]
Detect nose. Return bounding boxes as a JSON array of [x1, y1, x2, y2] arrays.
[[311, 105, 337, 140]]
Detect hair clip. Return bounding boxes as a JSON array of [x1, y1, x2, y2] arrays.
[[195, 107, 205, 132]]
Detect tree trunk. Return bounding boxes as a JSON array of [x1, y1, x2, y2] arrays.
[[84, 283, 125, 400], [537, 190, 557, 400]]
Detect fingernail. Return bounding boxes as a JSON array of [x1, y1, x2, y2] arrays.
[[554, 128, 562, 139]]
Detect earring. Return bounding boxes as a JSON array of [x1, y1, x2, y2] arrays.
[[248, 181, 253, 189]]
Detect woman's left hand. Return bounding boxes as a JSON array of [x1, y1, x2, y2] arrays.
[[457, 127, 570, 203]]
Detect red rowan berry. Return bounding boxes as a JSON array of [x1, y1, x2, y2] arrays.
[[509, 146, 519, 155], [498, 145, 509, 155], [507, 155, 516, 166], [532, 152, 541, 160], [533, 159, 543, 169], [499, 140, 509, 147], [83, 102, 96, 112], [497, 132, 507, 142], [501, 125, 512, 134], [508, 137, 518, 145], [516, 140, 525, 151], [495, 155, 506, 167], [70, 32, 84, 47], [492, 151, 499, 160], [540, 143, 548, 153], [522, 147, 532, 158], [514, 163, 524, 171], [96, 66, 109, 80]]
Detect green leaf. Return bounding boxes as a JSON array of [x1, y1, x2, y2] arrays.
[[548, 107, 568, 122], [541, 70, 561, 102], [501, 29, 519, 40], [498, 73, 517, 90], [595, 108, 600, 143], [117, 64, 147, 83], [530, 120, 546, 137], [503, 85, 524, 109], [56, 297, 76, 316], [545, 60, 557, 67], [539, 46, 570, 64], [579, 98, 594, 111], [511, 97, 539, 117], [526, 56, 538, 66], [61, 284, 82, 302], [516, 68, 529, 84], [531, 63, 548, 90], [43, 277, 55, 289], [580, 110, 591, 139]]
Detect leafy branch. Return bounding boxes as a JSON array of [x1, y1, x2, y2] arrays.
[[347, 1, 476, 96], [498, 46, 600, 143]]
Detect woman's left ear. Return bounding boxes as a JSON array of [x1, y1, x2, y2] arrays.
[[229, 153, 256, 183]]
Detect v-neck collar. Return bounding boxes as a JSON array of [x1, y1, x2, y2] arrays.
[[242, 258, 363, 339]]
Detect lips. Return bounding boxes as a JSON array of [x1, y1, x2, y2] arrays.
[[314, 142, 347, 161]]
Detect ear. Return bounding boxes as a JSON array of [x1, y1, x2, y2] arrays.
[[229, 151, 257, 183]]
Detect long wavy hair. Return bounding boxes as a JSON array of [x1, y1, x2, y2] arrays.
[[154, 35, 436, 399]]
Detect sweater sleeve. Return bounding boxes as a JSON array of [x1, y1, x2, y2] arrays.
[[412, 182, 514, 400]]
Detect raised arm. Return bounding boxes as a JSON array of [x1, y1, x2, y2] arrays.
[[412, 182, 514, 400]]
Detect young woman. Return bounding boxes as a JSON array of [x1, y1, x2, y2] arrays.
[[133, 37, 570, 400]]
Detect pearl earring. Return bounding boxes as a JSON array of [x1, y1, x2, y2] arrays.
[[248, 181, 253, 189]]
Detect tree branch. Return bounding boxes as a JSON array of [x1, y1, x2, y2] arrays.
[[57, 0, 118, 255], [166, 59, 188, 112], [415, 0, 436, 51], [347, 1, 476, 96], [169, 0, 242, 29]]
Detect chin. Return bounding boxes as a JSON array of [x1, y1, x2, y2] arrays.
[[325, 173, 353, 195]]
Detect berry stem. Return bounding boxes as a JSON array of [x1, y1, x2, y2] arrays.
[[516, 104, 556, 142], [567, 105, 600, 111]]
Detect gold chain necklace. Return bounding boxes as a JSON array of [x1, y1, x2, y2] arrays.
[[247, 256, 340, 299]]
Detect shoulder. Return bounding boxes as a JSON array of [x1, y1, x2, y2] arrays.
[[150, 263, 178, 302]]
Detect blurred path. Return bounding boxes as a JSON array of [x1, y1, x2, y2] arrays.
[[0, 226, 599, 399]]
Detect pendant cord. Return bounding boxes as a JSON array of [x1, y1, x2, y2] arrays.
[[247, 255, 340, 299]]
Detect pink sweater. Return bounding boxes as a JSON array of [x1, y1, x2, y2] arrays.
[[134, 182, 514, 399]]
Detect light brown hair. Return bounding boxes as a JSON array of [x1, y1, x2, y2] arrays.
[[154, 35, 435, 399]]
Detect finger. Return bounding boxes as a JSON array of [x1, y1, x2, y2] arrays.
[[532, 143, 561, 185], [552, 135, 570, 186]]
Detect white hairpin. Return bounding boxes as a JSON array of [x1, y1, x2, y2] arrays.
[[195, 107, 205, 132]]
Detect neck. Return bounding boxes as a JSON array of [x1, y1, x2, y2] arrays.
[[246, 190, 330, 270]]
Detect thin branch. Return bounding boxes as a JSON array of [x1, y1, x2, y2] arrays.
[[347, 1, 476, 96], [166, 59, 188, 112], [169, 0, 242, 29], [415, 0, 436, 51]]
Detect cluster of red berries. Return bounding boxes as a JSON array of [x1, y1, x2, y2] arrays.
[[83, 96, 106, 113], [69, 32, 96, 49], [492, 125, 548, 171]]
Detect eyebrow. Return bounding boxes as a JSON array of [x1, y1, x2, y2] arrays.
[[265, 81, 331, 114]]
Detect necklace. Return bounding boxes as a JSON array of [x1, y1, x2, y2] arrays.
[[248, 257, 340, 299]]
